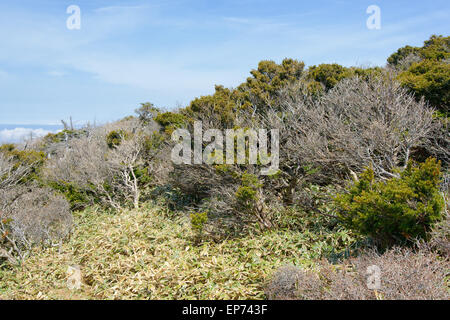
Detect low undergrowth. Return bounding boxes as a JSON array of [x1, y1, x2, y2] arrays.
[[0, 204, 355, 300]]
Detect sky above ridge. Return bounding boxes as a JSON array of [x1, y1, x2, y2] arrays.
[[0, 0, 449, 125]]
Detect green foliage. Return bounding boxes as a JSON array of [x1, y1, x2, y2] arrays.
[[0, 144, 15, 153], [397, 60, 450, 113], [0, 145, 45, 167], [190, 211, 208, 235], [235, 173, 263, 212], [387, 45, 420, 66], [245, 59, 304, 89], [135, 102, 159, 124], [238, 59, 305, 107], [214, 164, 235, 176], [335, 158, 445, 247], [421, 35, 450, 61], [307, 64, 386, 93], [133, 165, 152, 185], [307, 63, 353, 91], [184, 59, 305, 128], [352, 66, 386, 81], [46, 180, 94, 210], [106, 130, 128, 149], [142, 132, 165, 153], [3, 35, 450, 298], [154, 112, 187, 134], [42, 129, 85, 145], [390, 35, 450, 113], [185, 85, 238, 128], [0, 144, 46, 183], [388, 35, 449, 67]]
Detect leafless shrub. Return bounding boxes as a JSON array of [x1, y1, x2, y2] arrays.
[[265, 265, 323, 300], [44, 129, 112, 207], [266, 247, 449, 300], [44, 118, 169, 210], [0, 185, 72, 263], [259, 76, 435, 190], [426, 117, 450, 167], [107, 133, 147, 208], [0, 153, 34, 189]]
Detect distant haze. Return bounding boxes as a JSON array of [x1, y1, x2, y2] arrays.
[[0, 124, 63, 144]]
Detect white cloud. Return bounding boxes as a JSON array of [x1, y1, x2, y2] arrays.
[[0, 127, 60, 144], [47, 70, 66, 77]]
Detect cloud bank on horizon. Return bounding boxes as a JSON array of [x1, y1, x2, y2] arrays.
[[0, 127, 61, 144], [0, 0, 449, 125]]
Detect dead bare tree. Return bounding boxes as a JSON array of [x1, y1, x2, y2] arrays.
[[107, 133, 145, 209]]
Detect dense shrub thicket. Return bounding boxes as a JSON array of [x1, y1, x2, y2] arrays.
[[1, 35, 449, 300], [0, 145, 72, 264]]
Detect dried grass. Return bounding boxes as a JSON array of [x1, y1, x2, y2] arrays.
[[0, 204, 354, 299]]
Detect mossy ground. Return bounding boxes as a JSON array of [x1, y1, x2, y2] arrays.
[[0, 204, 354, 300]]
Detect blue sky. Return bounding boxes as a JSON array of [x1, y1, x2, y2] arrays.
[[0, 0, 449, 126]]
